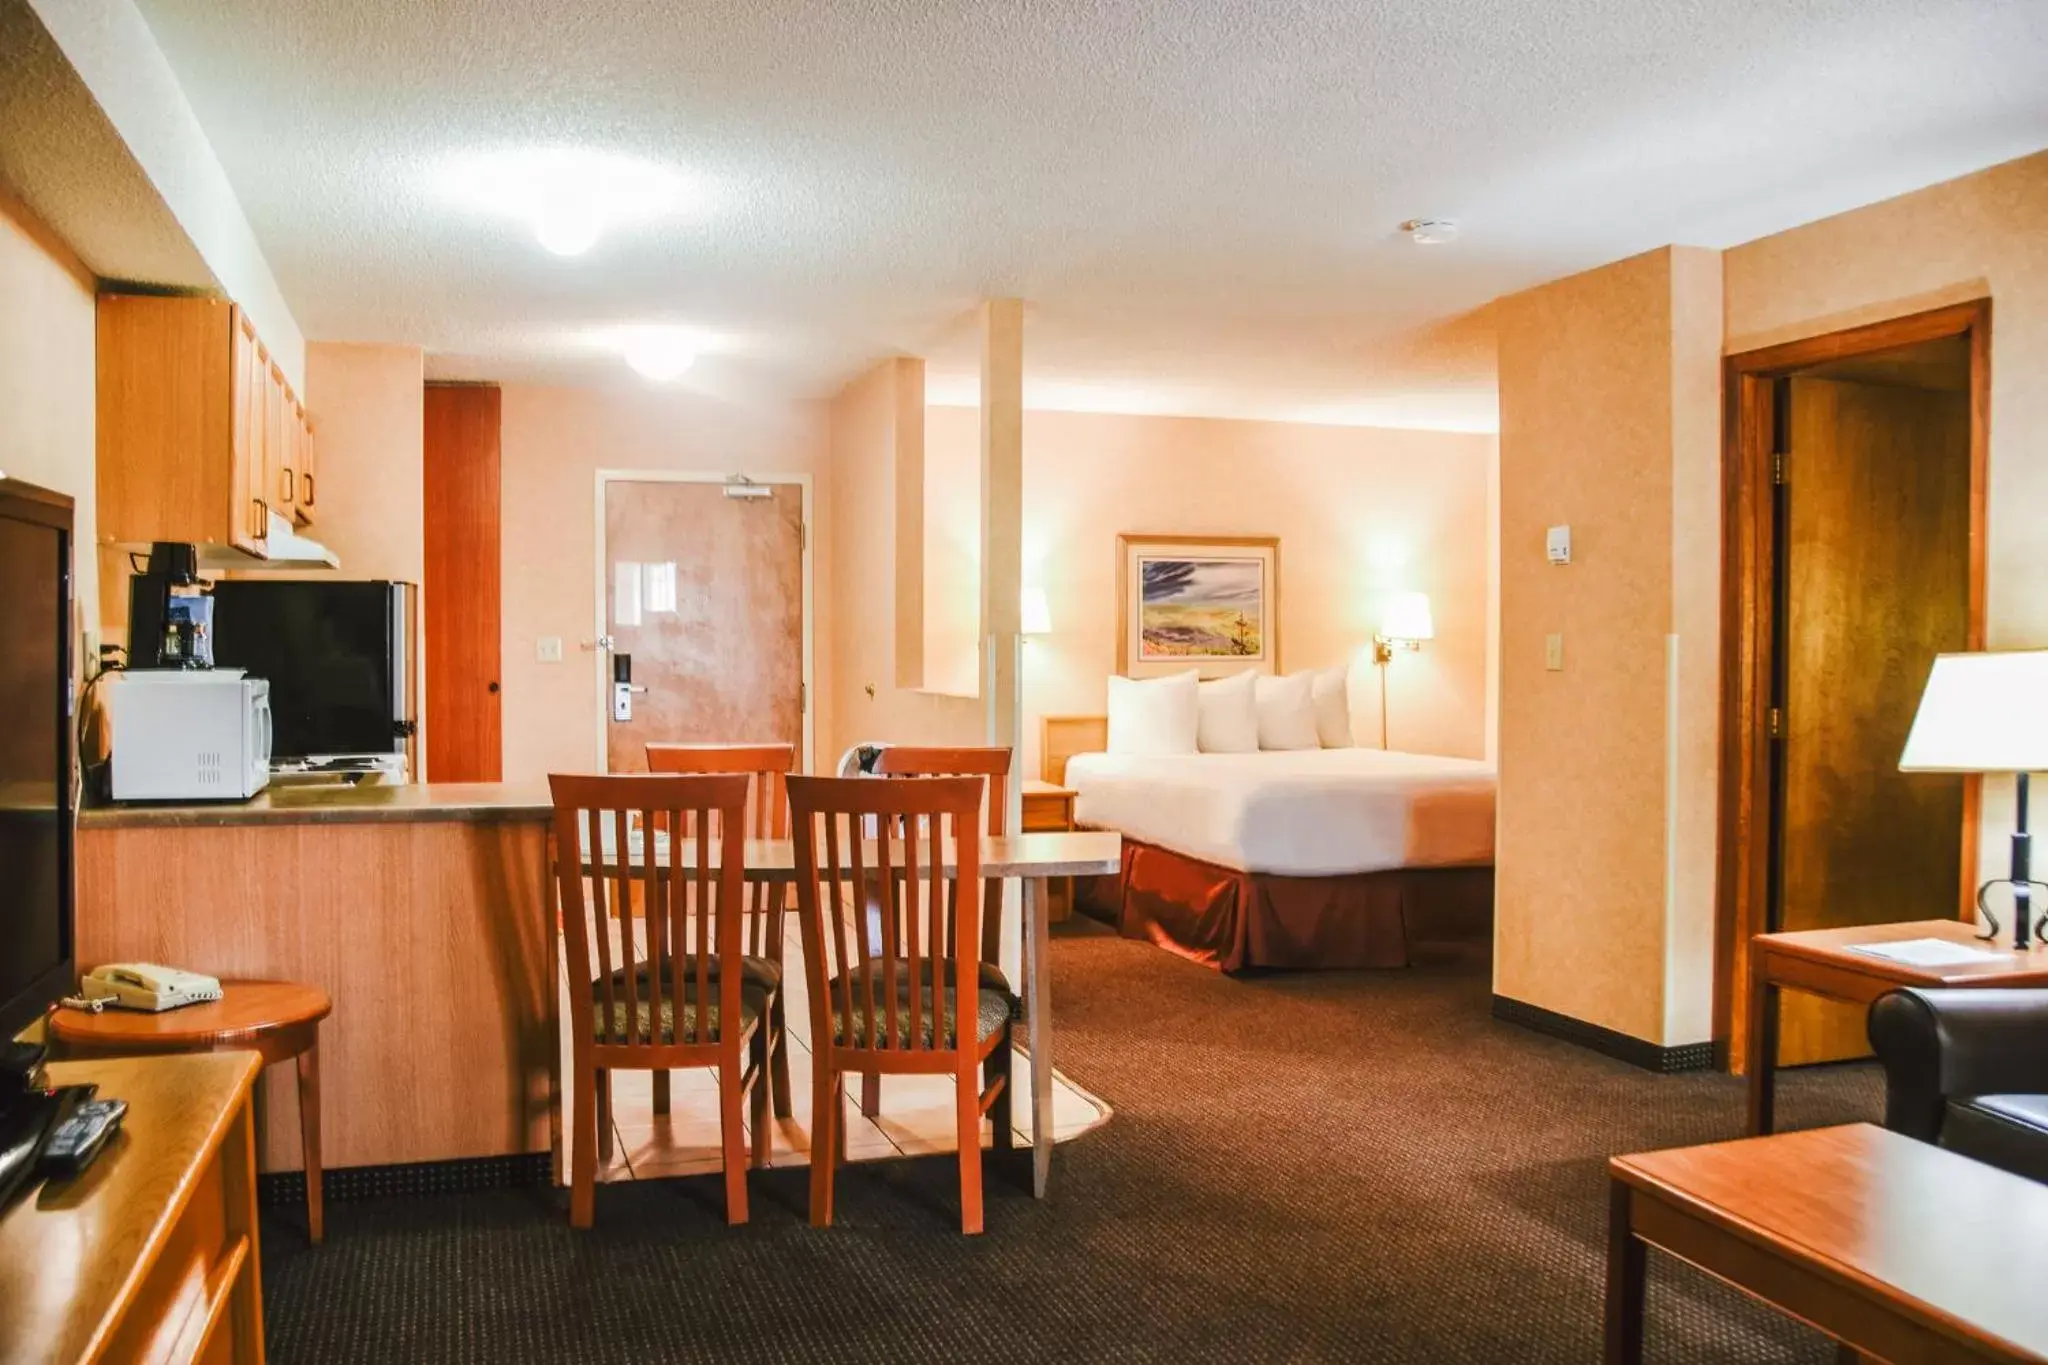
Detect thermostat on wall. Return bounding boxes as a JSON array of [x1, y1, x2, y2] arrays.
[[1546, 525, 1572, 565]]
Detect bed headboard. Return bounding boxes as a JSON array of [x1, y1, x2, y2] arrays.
[[1041, 715, 1108, 786]]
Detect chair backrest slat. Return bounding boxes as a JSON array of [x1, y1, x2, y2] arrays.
[[871, 746, 1012, 970], [647, 742, 795, 959], [551, 772, 749, 1058], [788, 775, 983, 1058]]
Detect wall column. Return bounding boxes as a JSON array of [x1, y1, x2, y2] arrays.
[[979, 299, 1024, 806]]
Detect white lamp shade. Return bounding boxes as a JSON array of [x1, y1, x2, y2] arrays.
[[1899, 650, 2048, 773], [1380, 591, 1434, 643], [1020, 586, 1053, 637]]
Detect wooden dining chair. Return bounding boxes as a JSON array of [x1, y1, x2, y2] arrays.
[[550, 772, 771, 1230], [644, 742, 796, 1121], [861, 745, 1015, 1117], [787, 774, 1016, 1235]]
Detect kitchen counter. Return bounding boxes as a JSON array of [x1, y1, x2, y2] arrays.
[[80, 780, 553, 828]]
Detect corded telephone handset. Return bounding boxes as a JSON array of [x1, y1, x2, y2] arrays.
[[80, 963, 224, 1012]]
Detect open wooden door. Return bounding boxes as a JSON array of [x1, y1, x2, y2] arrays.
[[1772, 373, 1971, 1064], [423, 384, 502, 782]]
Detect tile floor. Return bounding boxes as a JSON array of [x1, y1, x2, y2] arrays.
[[561, 931, 1110, 1183]]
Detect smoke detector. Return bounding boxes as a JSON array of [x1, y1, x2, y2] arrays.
[[1400, 218, 1459, 245]]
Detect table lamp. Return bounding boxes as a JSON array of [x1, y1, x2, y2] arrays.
[[1371, 592, 1434, 749], [1899, 650, 2048, 949]]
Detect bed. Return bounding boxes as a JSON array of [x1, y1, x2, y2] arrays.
[[1043, 716, 1496, 973]]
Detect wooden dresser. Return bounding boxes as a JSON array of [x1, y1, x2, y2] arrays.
[[0, 1050, 266, 1364]]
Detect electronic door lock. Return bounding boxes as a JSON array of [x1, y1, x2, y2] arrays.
[[610, 653, 646, 722]]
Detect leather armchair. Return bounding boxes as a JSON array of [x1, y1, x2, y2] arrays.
[[1867, 987, 2048, 1184]]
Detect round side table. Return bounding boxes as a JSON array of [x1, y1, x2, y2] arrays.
[[49, 980, 333, 1243]]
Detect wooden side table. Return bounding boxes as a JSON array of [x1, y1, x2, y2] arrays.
[[49, 979, 334, 1242], [1747, 919, 2048, 1135], [1021, 779, 1078, 922]]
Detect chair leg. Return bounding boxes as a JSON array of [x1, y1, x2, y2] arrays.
[[595, 1069, 613, 1163], [749, 1026, 771, 1170], [718, 1056, 749, 1226], [861, 1071, 881, 1118], [987, 1035, 1015, 1153], [809, 1063, 838, 1228], [570, 1063, 598, 1229], [956, 1065, 985, 1236], [652, 1069, 670, 1116], [769, 993, 793, 1119]]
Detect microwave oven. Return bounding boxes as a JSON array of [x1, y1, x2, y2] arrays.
[[107, 670, 272, 801]]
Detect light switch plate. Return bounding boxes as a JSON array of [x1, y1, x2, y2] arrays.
[[535, 636, 564, 663], [1546, 525, 1572, 565], [1545, 633, 1564, 671]]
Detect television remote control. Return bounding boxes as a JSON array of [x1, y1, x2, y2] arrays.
[[37, 1097, 127, 1179]]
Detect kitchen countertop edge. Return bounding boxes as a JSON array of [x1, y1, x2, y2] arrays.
[[79, 782, 555, 829]]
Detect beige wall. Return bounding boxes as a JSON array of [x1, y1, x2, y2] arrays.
[[0, 201, 97, 639], [1493, 246, 1721, 1046], [303, 343, 424, 583], [824, 360, 982, 765], [498, 383, 830, 783], [924, 405, 1497, 779]]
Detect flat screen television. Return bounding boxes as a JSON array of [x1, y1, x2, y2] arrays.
[[0, 478, 75, 1042], [209, 580, 411, 761]]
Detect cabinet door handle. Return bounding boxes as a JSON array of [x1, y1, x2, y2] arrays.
[[281, 466, 295, 503], [254, 498, 269, 539], [301, 472, 314, 506]]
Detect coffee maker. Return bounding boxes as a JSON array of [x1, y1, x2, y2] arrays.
[[127, 542, 215, 669]]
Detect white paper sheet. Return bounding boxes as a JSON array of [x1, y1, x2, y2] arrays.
[[1848, 937, 2009, 968]]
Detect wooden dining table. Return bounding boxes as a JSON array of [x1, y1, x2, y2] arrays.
[[571, 828, 1123, 1197]]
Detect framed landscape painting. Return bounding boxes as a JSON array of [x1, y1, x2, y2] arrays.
[[1116, 534, 1280, 677]]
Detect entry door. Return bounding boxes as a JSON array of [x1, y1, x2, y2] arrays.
[[600, 479, 805, 772], [1774, 376, 1970, 1064]]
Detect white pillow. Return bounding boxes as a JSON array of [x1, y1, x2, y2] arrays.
[[1196, 671, 1259, 753], [1107, 672, 1199, 755], [1311, 664, 1353, 748], [1255, 672, 1320, 751]]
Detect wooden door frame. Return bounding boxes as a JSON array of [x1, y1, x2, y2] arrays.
[[590, 469, 816, 774], [1714, 299, 1990, 1072]]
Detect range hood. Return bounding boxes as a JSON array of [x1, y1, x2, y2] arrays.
[[194, 510, 341, 571]]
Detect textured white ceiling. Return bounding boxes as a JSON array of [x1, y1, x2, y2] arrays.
[[130, 0, 2048, 427]]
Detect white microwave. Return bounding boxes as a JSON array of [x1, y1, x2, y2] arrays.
[[108, 670, 272, 801]]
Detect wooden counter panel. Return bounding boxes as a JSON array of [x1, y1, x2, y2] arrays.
[[77, 819, 552, 1171], [80, 780, 553, 830]]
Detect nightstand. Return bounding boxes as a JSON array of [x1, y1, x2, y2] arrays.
[[1021, 779, 1078, 922]]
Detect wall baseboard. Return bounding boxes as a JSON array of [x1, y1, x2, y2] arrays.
[[259, 1152, 552, 1208], [1491, 995, 1715, 1074]]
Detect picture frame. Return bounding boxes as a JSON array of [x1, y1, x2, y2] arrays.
[[1115, 533, 1280, 677]]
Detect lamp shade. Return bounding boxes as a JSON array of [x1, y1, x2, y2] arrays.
[[1380, 591, 1434, 643], [1899, 650, 2048, 773], [1020, 586, 1053, 637]]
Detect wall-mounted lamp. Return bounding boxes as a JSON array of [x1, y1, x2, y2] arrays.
[[1021, 586, 1053, 638], [1371, 591, 1433, 748]]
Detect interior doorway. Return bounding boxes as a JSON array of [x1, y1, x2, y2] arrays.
[[592, 472, 813, 773], [1717, 301, 1988, 1073]]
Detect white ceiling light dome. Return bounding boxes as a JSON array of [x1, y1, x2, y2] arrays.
[[442, 148, 696, 256], [618, 325, 703, 382]]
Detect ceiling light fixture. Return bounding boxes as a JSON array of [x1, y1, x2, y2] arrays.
[[618, 326, 701, 382], [1400, 217, 1459, 245], [443, 149, 692, 257]]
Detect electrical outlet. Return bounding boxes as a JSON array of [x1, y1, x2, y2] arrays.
[[535, 636, 564, 663], [1545, 633, 1564, 671]]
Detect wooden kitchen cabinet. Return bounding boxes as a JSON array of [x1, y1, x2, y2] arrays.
[[98, 294, 317, 557]]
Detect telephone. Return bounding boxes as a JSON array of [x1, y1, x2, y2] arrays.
[[80, 964, 224, 1013]]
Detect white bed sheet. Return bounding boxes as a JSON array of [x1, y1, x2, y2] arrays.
[[1064, 748, 1496, 877]]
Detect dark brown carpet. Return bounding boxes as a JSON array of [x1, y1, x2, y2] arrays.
[[259, 930, 1878, 1362]]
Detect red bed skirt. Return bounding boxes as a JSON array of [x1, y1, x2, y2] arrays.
[[1078, 838, 1494, 974]]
